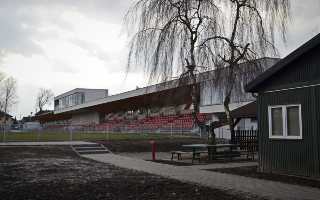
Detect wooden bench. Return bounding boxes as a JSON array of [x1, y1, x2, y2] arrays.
[[192, 150, 208, 163], [171, 151, 191, 160], [171, 150, 208, 162], [211, 150, 240, 160]]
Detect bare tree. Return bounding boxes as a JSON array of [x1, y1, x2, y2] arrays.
[[0, 77, 18, 138], [36, 88, 54, 112], [126, 0, 290, 142], [125, 0, 222, 126], [199, 0, 290, 142]]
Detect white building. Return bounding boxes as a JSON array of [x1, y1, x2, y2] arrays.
[[54, 88, 108, 111], [54, 88, 108, 125]]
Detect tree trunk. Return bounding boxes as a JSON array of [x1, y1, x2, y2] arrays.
[[209, 125, 216, 145], [190, 72, 200, 123], [223, 93, 235, 144], [3, 99, 8, 142]]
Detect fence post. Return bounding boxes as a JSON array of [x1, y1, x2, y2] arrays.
[[69, 126, 73, 141], [37, 129, 40, 142], [107, 126, 110, 141], [2, 126, 6, 143]]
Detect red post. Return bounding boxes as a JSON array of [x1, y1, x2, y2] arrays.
[[150, 140, 156, 160]]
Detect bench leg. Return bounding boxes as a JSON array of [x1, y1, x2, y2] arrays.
[[171, 153, 174, 160], [192, 152, 195, 164]]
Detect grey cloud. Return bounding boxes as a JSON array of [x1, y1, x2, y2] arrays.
[[50, 58, 77, 74], [69, 38, 109, 61], [0, 3, 43, 56], [275, 0, 320, 56], [69, 0, 133, 23], [0, 0, 319, 60], [0, 0, 132, 57]]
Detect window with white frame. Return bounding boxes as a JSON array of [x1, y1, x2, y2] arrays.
[[268, 104, 302, 139]]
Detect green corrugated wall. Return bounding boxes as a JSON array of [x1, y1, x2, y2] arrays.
[[258, 86, 320, 177]]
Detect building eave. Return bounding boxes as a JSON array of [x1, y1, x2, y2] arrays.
[[245, 33, 320, 93]]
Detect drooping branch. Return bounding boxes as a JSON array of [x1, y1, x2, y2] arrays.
[[197, 0, 290, 141], [125, 0, 223, 128]]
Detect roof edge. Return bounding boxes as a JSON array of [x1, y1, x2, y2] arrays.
[[245, 33, 320, 92]]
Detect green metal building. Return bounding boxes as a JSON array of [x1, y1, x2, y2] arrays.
[[246, 33, 320, 177]]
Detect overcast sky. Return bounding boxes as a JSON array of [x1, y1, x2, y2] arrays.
[[0, 0, 319, 118]]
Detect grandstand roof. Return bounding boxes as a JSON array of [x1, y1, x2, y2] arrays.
[[54, 76, 193, 114], [37, 57, 276, 123], [35, 84, 194, 122], [55, 57, 278, 115]]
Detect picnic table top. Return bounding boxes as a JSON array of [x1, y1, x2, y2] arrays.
[[182, 143, 239, 148]]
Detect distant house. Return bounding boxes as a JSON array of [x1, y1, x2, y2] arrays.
[[34, 110, 53, 116], [0, 111, 14, 128], [246, 33, 320, 177]]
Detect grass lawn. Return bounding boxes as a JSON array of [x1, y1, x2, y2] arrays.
[[0, 131, 196, 142]]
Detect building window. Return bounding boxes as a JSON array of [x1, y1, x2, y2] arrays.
[[268, 105, 302, 139]]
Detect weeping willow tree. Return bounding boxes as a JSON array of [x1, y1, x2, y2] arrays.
[[125, 0, 222, 127], [125, 0, 290, 141], [198, 0, 290, 142]]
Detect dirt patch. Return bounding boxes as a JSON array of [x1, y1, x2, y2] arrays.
[[209, 166, 320, 189], [97, 138, 208, 152], [0, 146, 263, 200]]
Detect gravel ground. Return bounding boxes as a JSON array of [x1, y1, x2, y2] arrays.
[[0, 146, 261, 200]]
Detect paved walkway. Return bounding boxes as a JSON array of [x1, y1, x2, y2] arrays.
[[0, 141, 96, 146], [118, 152, 173, 160], [118, 152, 258, 170], [186, 161, 258, 170], [83, 153, 320, 200]]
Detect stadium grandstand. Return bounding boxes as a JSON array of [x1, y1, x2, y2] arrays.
[[34, 57, 279, 138]]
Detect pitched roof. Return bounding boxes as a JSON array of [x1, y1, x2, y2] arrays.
[[245, 33, 320, 92], [0, 110, 13, 118]]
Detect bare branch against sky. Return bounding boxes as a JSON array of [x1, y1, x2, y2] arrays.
[[35, 88, 54, 112]]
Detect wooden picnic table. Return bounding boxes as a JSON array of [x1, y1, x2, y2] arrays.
[[181, 144, 208, 163], [207, 144, 240, 160], [182, 143, 240, 163]]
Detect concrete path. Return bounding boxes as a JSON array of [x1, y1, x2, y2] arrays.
[[118, 152, 172, 160], [186, 161, 258, 170], [0, 141, 96, 146], [118, 152, 258, 170], [83, 153, 320, 200]]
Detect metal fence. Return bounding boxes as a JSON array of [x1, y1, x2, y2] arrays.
[[0, 124, 206, 142], [234, 129, 258, 152]]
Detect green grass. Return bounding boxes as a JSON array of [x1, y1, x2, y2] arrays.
[[0, 131, 194, 142]]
